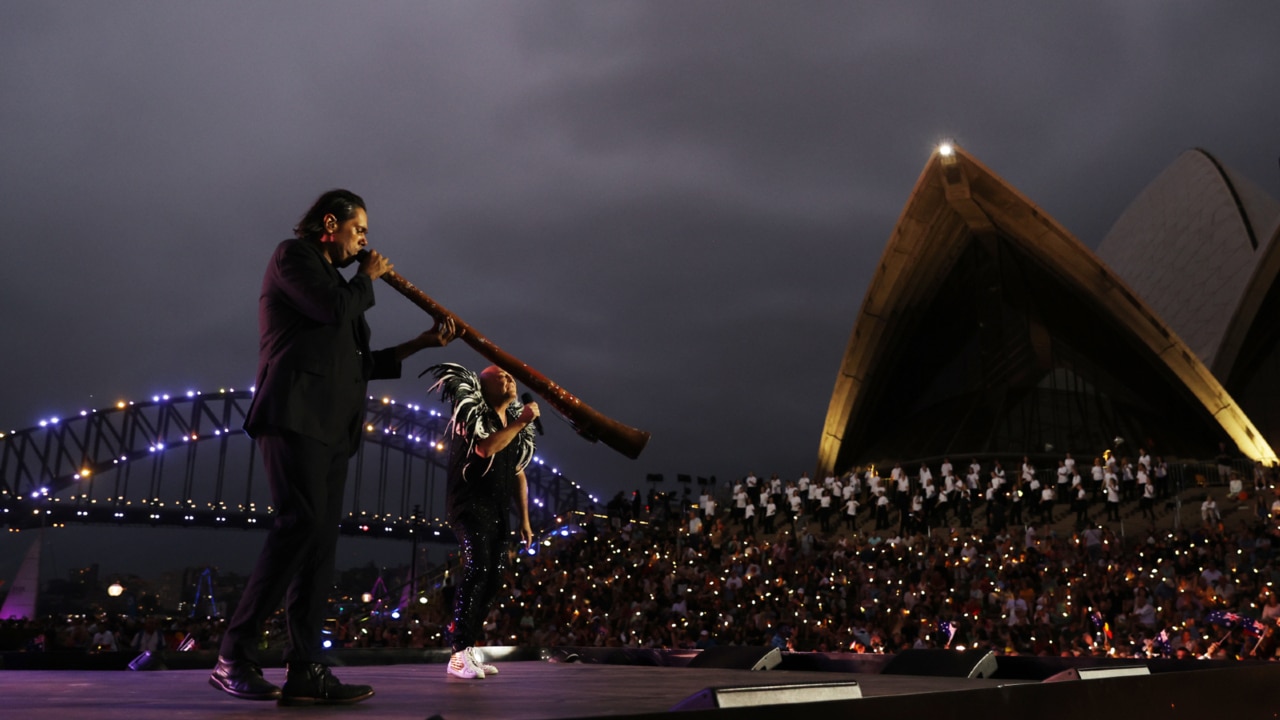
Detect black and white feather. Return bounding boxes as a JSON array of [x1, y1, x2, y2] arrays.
[[422, 362, 535, 476]]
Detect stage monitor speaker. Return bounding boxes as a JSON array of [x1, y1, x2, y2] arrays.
[[881, 648, 997, 678], [687, 646, 782, 671], [1044, 665, 1150, 682], [671, 681, 862, 710]]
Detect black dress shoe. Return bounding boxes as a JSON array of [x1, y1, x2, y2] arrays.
[[209, 656, 281, 701], [279, 663, 374, 706]]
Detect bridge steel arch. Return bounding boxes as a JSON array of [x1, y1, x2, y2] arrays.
[[1, 389, 592, 542]]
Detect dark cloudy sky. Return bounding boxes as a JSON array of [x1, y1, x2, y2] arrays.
[[3, 2, 1279, 579]]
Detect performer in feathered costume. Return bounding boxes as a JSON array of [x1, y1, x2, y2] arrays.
[[425, 362, 538, 679]]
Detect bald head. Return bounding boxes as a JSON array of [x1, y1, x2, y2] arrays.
[[478, 365, 517, 408]]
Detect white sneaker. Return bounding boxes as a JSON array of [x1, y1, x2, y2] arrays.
[[468, 646, 498, 676], [447, 648, 484, 679]]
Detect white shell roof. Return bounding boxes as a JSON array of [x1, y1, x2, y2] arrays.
[[1097, 149, 1280, 368]]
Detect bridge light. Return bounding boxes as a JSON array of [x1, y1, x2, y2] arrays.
[[116, 401, 126, 409]]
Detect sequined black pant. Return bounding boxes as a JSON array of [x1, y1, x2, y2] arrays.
[[448, 506, 509, 652]]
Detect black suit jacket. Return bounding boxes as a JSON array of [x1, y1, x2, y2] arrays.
[[243, 237, 401, 454]]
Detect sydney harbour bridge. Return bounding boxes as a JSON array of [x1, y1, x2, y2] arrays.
[[0, 387, 600, 544]]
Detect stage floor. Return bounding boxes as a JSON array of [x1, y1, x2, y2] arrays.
[[0, 661, 1015, 720]]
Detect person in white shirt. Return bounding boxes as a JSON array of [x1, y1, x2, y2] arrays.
[[934, 484, 950, 526], [1039, 485, 1055, 524], [943, 474, 958, 506], [1201, 495, 1221, 526], [844, 496, 859, 531], [92, 624, 119, 652], [1153, 457, 1170, 499], [1073, 484, 1090, 527], [909, 491, 924, 533], [733, 485, 748, 524], [1105, 477, 1121, 520], [918, 463, 934, 489], [992, 460, 1006, 480], [807, 479, 823, 514], [688, 511, 703, 537], [866, 471, 883, 502], [700, 492, 716, 520], [818, 490, 834, 532], [874, 490, 890, 530], [966, 466, 981, 492], [787, 492, 803, 530], [1091, 458, 1106, 503], [1140, 476, 1157, 522]]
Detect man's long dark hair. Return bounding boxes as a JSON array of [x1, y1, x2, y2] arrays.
[[294, 189, 366, 241]]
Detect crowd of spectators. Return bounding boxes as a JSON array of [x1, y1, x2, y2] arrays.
[[471, 453, 1280, 660], [5, 454, 1280, 663], [0, 614, 206, 655]]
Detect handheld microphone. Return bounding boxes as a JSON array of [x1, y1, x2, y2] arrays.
[[522, 392, 544, 435]]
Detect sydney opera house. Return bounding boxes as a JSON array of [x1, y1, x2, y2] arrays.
[[818, 145, 1280, 476]]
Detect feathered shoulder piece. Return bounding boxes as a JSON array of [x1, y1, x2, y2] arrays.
[[423, 362, 484, 438], [422, 362, 535, 474]]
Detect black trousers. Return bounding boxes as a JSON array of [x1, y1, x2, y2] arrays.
[[220, 431, 348, 666], [448, 507, 509, 652]]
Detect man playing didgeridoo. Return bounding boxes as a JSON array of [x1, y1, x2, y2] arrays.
[[211, 189, 455, 705], [425, 362, 537, 679]]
